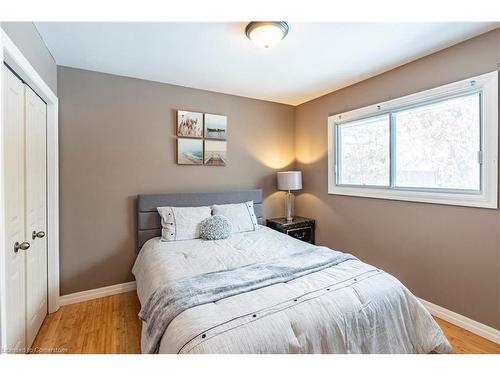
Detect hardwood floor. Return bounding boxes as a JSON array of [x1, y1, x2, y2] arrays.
[[432, 316, 500, 354], [32, 291, 141, 354], [32, 291, 500, 354]]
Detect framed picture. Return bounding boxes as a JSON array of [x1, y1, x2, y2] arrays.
[[177, 138, 203, 165], [204, 140, 227, 166], [204, 114, 227, 140], [177, 110, 203, 138]]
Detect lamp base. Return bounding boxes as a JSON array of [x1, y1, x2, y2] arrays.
[[284, 191, 295, 222]]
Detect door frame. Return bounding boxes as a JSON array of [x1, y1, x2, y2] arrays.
[[0, 28, 59, 349]]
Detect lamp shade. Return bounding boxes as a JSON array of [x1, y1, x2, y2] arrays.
[[277, 171, 302, 191]]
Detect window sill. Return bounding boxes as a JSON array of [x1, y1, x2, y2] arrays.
[[328, 185, 497, 209]]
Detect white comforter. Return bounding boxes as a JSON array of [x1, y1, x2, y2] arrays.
[[132, 226, 452, 354]]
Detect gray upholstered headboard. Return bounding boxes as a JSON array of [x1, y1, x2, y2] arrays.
[[137, 189, 263, 250]]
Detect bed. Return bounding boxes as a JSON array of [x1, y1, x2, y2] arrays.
[[132, 189, 452, 354]]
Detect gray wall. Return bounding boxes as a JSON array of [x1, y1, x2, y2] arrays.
[[295, 28, 500, 329], [58, 66, 295, 295], [1, 22, 57, 94]]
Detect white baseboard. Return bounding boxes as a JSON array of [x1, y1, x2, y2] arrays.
[[59, 281, 137, 306], [418, 298, 500, 345], [58, 282, 499, 345]]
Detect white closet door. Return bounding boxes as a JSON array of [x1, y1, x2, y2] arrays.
[[3, 66, 27, 352], [24, 85, 48, 347]]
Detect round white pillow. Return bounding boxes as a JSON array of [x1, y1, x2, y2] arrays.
[[199, 215, 233, 240]]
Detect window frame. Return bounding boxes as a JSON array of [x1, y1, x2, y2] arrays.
[[328, 71, 498, 209]]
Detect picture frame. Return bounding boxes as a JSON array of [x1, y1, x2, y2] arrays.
[[204, 140, 227, 166], [204, 113, 227, 140], [177, 110, 203, 138], [177, 138, 203, 165]]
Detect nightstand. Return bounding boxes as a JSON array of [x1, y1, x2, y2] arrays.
[[266, 216, 315, 244]]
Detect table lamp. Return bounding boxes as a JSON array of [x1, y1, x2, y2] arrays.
[[277, 171, 302, 222]]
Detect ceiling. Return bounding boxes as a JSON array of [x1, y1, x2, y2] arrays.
[[35, 22, 498, 105]]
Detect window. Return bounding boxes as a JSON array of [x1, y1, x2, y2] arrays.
[[328, 72, 498, 208], [394, 93, 480, 191], [337, 115, 390, 186]]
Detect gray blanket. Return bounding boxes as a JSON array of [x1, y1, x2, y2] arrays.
[[139, 246, 356, 353]]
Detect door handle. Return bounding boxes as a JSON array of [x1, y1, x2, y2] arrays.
[[32, 231, 46, 240], [14, 241, 30, 253]]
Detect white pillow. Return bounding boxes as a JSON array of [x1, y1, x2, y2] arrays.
[[157, 206, 211, 241], [211, 201, 259, 233]]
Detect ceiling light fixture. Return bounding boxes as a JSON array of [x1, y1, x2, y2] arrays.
[[245, 21, 289, 49]]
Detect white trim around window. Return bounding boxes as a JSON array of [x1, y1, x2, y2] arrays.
[[328, 71, 498, 209]]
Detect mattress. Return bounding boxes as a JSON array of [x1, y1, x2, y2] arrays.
[[132, 225, 452, 354]]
